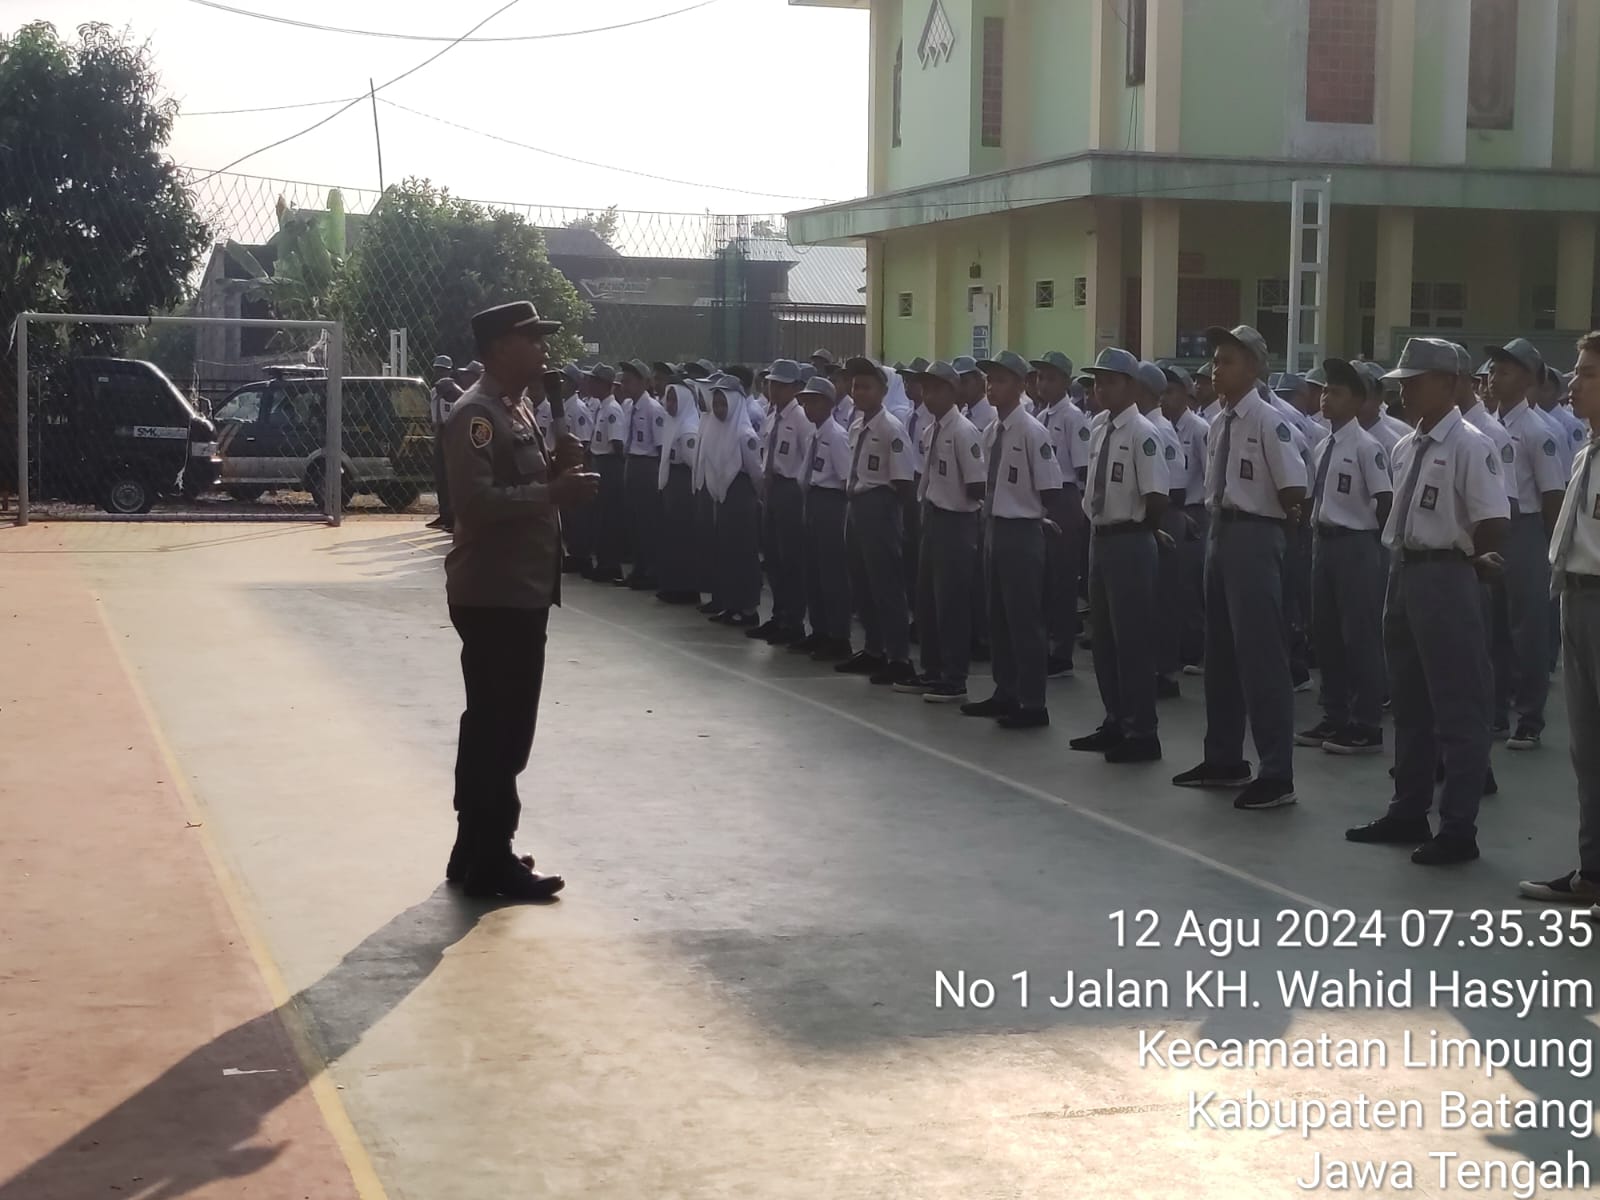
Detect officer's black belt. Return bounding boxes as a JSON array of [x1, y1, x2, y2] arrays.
[[1314, 523, 1375, 539], [1215, 508, 1283, 526], [1091, 521, 1153, 537], [1399, 548, 1467, 564], [1564, 573, 1600, 592]]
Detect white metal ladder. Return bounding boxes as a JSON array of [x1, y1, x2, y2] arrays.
[[1286, 178, 1332, 374]]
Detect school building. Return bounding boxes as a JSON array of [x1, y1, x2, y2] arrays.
[[786, 0, 1600, 369]]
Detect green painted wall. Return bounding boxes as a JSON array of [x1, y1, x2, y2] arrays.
[[1178, 0, 1289, 157], [1410, 16, 1451, 163], [1026, 0, 1093, 161], [1015, 203, 1092, 362], [967, 0, 1007, 178], [1553, 5, 1574, 167], [941, 216, 1007, 358], [881, 232, 929, 364], [887, 0, 976, 191]]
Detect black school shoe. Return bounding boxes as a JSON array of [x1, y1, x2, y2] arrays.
[[998, 707, 1050, 730], [835, 651, 885, 676], [766, 626, 803, 646], [446, 840, 534, 885], [1323, 725, 1384, 755], [1411, 835, 1480, 866], [871, 661, 918, 687], [893, 672, 936, 695], [960, 694, 1017, 719], [1345, 814, 1432, 844], [1106, 736, 1161, 763], [697, 599, 722, 614], [788, 631, 821, 654], [725, 611, 760, 628], [810, 637, 854, 662], [1295, 719, 1341, 748], [463, 861, 566, 901], [1233, 778, 1297, 810], [1172, 760, 1254, 788], [923, 681, 968, 704], [1070, 726, 1124, 753], [746, 619, 781, 640]]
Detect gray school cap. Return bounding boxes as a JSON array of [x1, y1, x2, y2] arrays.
[[584, 362, 616, 385], [561, 363, 584, 385], [1450, 343, 1473, 376], [897, 356, 932, 375], [797, 363, 817, 382], [1321, 358, 1366, 395], [1484, 337, 1544, 377], [976, 349, 1030, 380], [706, 372, 745, 394], [1273, 372, 1308, 397], [1195, 361, 1215, 380], [432, 354, 453, 370], [811, 348, 836, 365], [1029, 350, 1075, 377], [1161, 363, 1194, 394], [1205, 324, 1270, 366], [911, 359, 962, 388], [951, 355, 982, 377], [798, 376, 837, 403], [1383, 337, 1464, 380], [1303, 364, 1328, 388], [766, 358, 804, 385], [1135, 360, 1170, 396], [1084, 347, 1140, 379]]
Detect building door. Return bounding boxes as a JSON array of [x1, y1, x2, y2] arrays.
[[970, 290, 993, 358]]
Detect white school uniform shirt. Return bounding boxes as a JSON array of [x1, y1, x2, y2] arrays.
[[1550, 437, 1600, 578], [564, 394, 596, 444], [1200, 399, 1224, 423], [1310, 420, 1392, 531], [903, 403, 929, 475], [590, 396, 627, 455], [1021, 394, 1037, 416], [966, 396, 998, 432], [1082, 406, 1169, 525], [832, 395, 855, 432], [1143, 408, 1185, 496], [763, 399, 813, 483], [1460, 401, 1516, 503], [1382, 408, 1507, 554], [1173, 408, 1211, 500], [625, 393, 665, 456], [1041, 398, 1093, 483], [806, 416, 851, 491], [846, 408, 915, 495], [1205, 389, 1310, 517], [1367, 413, 1410, 456], [1541, 403, 1584, 477], [533, 398, 554, 442], [1500, 399, 1567, 512], [982, 407, 1063, 520], [919, 409, 986, 512]]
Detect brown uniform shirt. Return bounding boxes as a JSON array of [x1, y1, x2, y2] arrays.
[[442, 376, 562, 609]]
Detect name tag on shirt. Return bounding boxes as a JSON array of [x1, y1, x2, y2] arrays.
[[1239, 459, 1254, 480], [1420, 485, 1439, 511], [779, 441, 789, 455], [1111, 462, 1124, 483], [1008, 466, 1019, 484], [813, 456, 824, 472], [1336, 473, 1351, 494], [867, 454, 880, 472], [938, 459, 948, 476]]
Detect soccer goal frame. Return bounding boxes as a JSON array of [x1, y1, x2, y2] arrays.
[[11, 312, 344, 527]]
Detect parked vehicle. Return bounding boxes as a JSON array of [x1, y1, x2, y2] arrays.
[[31, 357, 220, 514], [211, 372, 434, 511]]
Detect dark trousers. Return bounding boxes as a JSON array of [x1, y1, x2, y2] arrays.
[[1312, 530, 1387, 729], [764, 475, 807, 628], [1492, 513, 1552, 733], [1284, 521, 1313, 678], [431, 432, 453, 524], [1203, 518, 1295, 781], [902, 489, 922, 618], [988, 517, 1048, 710], [658, 465, 698, 595], [1045, 484, 1085, 657], [595, 456, 627, 573], [624, 455, 661, 576], [1154, 504, 1188, 678], [847, 487, 908, 661], [714, 474, 763, 615], [1089, 528, 1159, 738], [1178, 505, 1209, 666], [1385, 559, 1492, 840], [1562, 587, 1600, 877], [450, 605, 548, 869], [694, 487, 718, 595], [804, 486, 850, 639], [917, 505, 979, 686]]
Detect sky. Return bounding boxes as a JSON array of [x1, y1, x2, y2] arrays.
[[3, 0, 869, 217]]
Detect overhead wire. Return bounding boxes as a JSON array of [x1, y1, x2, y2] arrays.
[[180, 0, 722, 43]]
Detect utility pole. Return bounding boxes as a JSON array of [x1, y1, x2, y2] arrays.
[[369, 78, 385, 193]]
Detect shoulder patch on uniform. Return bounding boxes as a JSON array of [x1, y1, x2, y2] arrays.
[[1142, 437, 1156, 457], [1575, 427, 1587, 443], [1544, 438, 1557, 457], [1276, 422, 1292, 443], [891, 437, 905, 452], [686, 436, 696, 449], [971, 442, 982, 459], [655, 414, 664, 426], [607, 412, 618, 424], [468, 415, 493, 448], [747, 436, 759, 450], [1078, 425, 1090, 440], [1040, 442, 1053, 460], [1374, 450, 1387, 472], [1486, 451, 1499, 475]]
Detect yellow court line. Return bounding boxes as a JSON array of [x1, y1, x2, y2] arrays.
[[96, 602, 391, 1200]]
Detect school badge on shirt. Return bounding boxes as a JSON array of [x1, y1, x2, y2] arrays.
[[469, 416, 493, 448]]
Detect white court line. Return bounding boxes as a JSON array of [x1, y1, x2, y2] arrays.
[[562, 599, 1334, 914]]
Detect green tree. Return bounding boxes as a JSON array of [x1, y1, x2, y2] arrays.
[[0, 22, 210, 352], [565, 205, 621, 250], [332, 178, 589, 372]]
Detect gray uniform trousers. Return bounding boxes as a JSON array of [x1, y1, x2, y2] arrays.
[[594, 455, 628, 572], [1088, 526, 1160, 738], [1044, 484, 1086, 656], [804, 486, 850, 639], [713, 474, 763, 615], [1284, 522, 1314, 679], [1154, 504, 1188, 678], [846, 486, 909, 661], [1203, 515, 1296, 780], [764, 475, 807, 628], [657, 465, 698, 596], [1179, 505, 1209, 666], [972, 523, 991, 652], [1311, 528, 1387, 729], [917, 504, 979, 686], [987, 517, 1049, 710], [1384, 556, 1492, 839], [624, 454, 661, 573], [1561, 584, 1600, 878], [1493, 513, 1552, 733]]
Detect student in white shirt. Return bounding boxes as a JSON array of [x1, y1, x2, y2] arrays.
[[961, 350, 1065, 730], [1162, 364, 1211, 674], [1069, 348, 1169, 761], [1033, 350, 1090, 677], [1295, 358, 1394, 757], [1346, 338, 1508, 866], [586, 364, 629, 582], [700, 374, 763, 627], [794, 377, 854, 662], [616, 360, 664, 590], [897, 360, 931, 639], [955, 356, 997, 431], [1135, 361, 1189, 698], [1519, 330, 1600, 907], [836, 358, 918, 685], [749, 360, 814, 646]]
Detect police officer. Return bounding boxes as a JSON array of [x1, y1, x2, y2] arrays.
[[1295, 358, 1393, 755], [440, 302, 599, 901], [1070, 348, 1169, 761], [961, 350, 1064, 730], [1033, 350, 1090, 677], [428, 354, 462, 531], [751, 359, 812, 644], [1485, 337, 1565, 750], [1173, 325, 1308, 811], [1346, 338, 1508, 865], [896, 360, 986, 704]]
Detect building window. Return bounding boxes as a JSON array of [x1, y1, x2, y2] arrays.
[[1255, 278, 1291, 357], [1467, 0, 1517, 130], [1126, 0, 1147, 87], [980, 18, 1004, 147], [897, 292, 914, 318], [891, 40, 903, 147], [1177, 278, 1243, 359], [1035, 280, 1055, 309], [1408, 281, 1467, 329], [1305, 0, 1376, 124], [917, 0, 955, 68], [1072, 276, 1088, 308], [967, 284, 985, 313]]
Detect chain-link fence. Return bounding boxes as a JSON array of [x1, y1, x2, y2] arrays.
[[4, 157, 865, 519]]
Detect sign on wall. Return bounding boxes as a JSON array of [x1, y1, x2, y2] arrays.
[[918, 0, 955, 67]]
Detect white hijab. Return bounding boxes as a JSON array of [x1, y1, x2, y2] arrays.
[[702, 383, 756, 502], [658, 382, 700, 489], [884, 368, 912, 422]]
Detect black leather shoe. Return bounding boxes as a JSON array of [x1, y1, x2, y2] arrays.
[[835, 651, 884, 675], [447, 847, 534, 885], [998, 707, 1050, 730], [746, 619, 780, 640], [697, 600, 721, 614], [1411, 835, 1480, 866], [1070, 726, 1124, 753], [788, 632, 821, 654], [1105, 736, 1161, 763], [810, 637, 853, 662], [463, 865, 566, 900], [869, 660, 917, 687], [1345, 814, 1433, 844], [766, 626, 802, 646], [960, 695, 1016, 718]]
